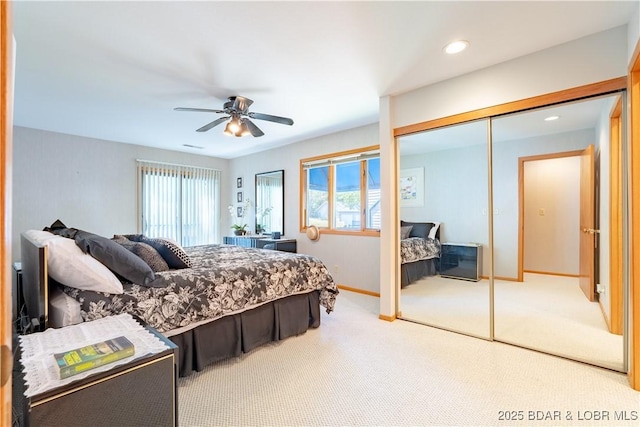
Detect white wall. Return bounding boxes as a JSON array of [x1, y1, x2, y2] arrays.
[[381, 26, 628, 316], [230, 123, 381, 293], [524, 156, 580, 275], [12, 126, 229, 262]]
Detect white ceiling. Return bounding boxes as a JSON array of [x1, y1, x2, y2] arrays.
[[12, 1, 636, 159]]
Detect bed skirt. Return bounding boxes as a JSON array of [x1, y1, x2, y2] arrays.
[[401, 258, 438, 288], [168, 290, 321, 377]]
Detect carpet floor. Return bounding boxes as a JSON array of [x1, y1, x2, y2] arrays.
[[177, 290, 639, 426]]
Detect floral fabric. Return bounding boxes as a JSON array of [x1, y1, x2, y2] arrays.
[[400, 237, 441, 264], [62, 244, 338, 333]]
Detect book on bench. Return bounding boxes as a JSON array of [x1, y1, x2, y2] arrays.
[[54, 336, 135, 379]]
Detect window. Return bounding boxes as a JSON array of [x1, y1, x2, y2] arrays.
[[137, 160, 221, 246], [300, 146, 380, 235]]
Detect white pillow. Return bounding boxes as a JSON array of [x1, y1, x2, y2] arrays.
[[23, 230, 123, 294], [428, 222, 441, 239], [49, 287, 83, 328]]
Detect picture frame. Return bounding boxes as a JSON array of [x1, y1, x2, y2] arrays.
[[237, 206, 243, 218], [237, 191, 243, 203], [400, 167, 424, 207], [237, 177, 243, 188]]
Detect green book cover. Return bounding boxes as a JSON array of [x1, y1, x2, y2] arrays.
[[54, 336, 135, 379]]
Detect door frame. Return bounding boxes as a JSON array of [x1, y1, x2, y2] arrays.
[[517, 149, 586, 283]]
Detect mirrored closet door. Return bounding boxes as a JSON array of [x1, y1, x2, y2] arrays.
[[491, 93, 626, 371], [398, 119, 491, 339]]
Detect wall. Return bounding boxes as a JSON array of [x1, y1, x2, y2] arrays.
[[523, 156, 580, 275], [12, 126, 229, 262], [380, 26, 629, 316], [230, 123, 381, 293]]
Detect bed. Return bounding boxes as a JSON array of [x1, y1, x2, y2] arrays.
[[400, 221, 441, 288], [20, 227, 338, 377]]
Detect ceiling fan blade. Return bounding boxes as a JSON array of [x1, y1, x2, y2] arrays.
[[249, 112, 294, 126], [244, 119, 265, 137], [231, 96, 254, 113], [174, 107, 225, 113], [196, 116, 230, 132]]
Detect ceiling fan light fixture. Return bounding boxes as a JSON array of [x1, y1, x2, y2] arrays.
[[223, 122, 235, 136], [238, 121, 251, 137]]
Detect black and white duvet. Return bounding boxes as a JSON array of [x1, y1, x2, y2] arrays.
[[400, 237, 441, 264], [62, 244, 338, 334]]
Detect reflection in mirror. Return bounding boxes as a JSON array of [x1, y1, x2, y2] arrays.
[[491, 93, 625, 371], [255, 170, 284, 235], [398, 119, 490, 339]]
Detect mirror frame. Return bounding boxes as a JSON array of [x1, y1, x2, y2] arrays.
[[255, 169, 285, 235]]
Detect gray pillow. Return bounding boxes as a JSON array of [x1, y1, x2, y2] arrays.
[[74, 231, 156, 285], [139, 237, 193, 269], [400, 225, 413, 240], [113, 235, 169, 272]]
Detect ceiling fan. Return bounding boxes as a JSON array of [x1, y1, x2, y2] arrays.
[[174, 96, 294, 137]]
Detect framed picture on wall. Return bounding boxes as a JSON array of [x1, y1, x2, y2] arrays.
[[237, 207, 243, 218], [237, 177, 243, 188], [400, 167, 424, 207], [237, 192, 243, 203]]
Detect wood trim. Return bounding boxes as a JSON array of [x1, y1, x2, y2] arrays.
[[395, 77, 627, 137], [518, 150, 584, 283], [337, 285, 380, 298], [629, 44, 640, 391], [523, 270, 580, 278], [0, 2, 11, 424], [609, 96, 623, 335], [378, 314, 396, 322]]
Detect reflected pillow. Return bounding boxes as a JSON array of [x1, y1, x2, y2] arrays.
[[400, 221, 434, 240], [400, 226, 413, 240], [23, 230, 123, 294]]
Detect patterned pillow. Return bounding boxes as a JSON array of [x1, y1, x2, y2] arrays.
[[113, 236, 169, 272], [400, 225, 413, 240], [140, 237, 193, 269]]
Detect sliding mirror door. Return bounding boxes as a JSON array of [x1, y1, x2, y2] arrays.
[[491, 93, 626, 371], [398, 119, 491, 339]]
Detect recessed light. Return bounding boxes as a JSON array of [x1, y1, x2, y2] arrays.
[[444, 40, 469, 55], [544, 115, 560, 121]]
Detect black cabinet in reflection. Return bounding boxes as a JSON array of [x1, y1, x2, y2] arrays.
[[440, 243, 482, 281]]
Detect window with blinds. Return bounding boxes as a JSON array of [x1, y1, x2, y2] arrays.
[[136, 160, 221, 246], [299, 146, 380, 236]]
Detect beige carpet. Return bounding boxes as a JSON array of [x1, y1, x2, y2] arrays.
[[177, 290, 639, 426], [400, 273, 624, 371]]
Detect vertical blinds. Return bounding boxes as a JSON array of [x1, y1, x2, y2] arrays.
[[136, 160, 220, 246]]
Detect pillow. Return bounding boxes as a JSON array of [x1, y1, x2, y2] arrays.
[[49, 287, 83, 328], [74, 230, 156, 286], [113, 235, 169, 272], [139, 237, 193, 269], [428, 222, 441, 239], [400, 221, 434, 240], [23, 230, 123, 294], [400, 226, 413, 240]]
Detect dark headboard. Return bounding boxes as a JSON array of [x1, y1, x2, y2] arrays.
[[20, 233, 49, 331]]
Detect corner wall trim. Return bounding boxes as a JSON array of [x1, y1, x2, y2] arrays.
[[379, 314, 396, 322]]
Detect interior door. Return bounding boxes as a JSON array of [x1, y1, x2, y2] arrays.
[[579, 144, 596, 301]]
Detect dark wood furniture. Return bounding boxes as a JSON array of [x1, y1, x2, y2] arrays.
[[440, 242, 482, 281], [21, 324, 178, 427]]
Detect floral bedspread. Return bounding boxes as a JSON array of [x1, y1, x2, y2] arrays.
[[62, 244, 338, 333], [400, 237, 441, 264]]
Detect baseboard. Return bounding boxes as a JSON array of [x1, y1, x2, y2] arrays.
[[378, 314, 396, 322], [523, 270, 579, 278], [337, 285, 380, 297]]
